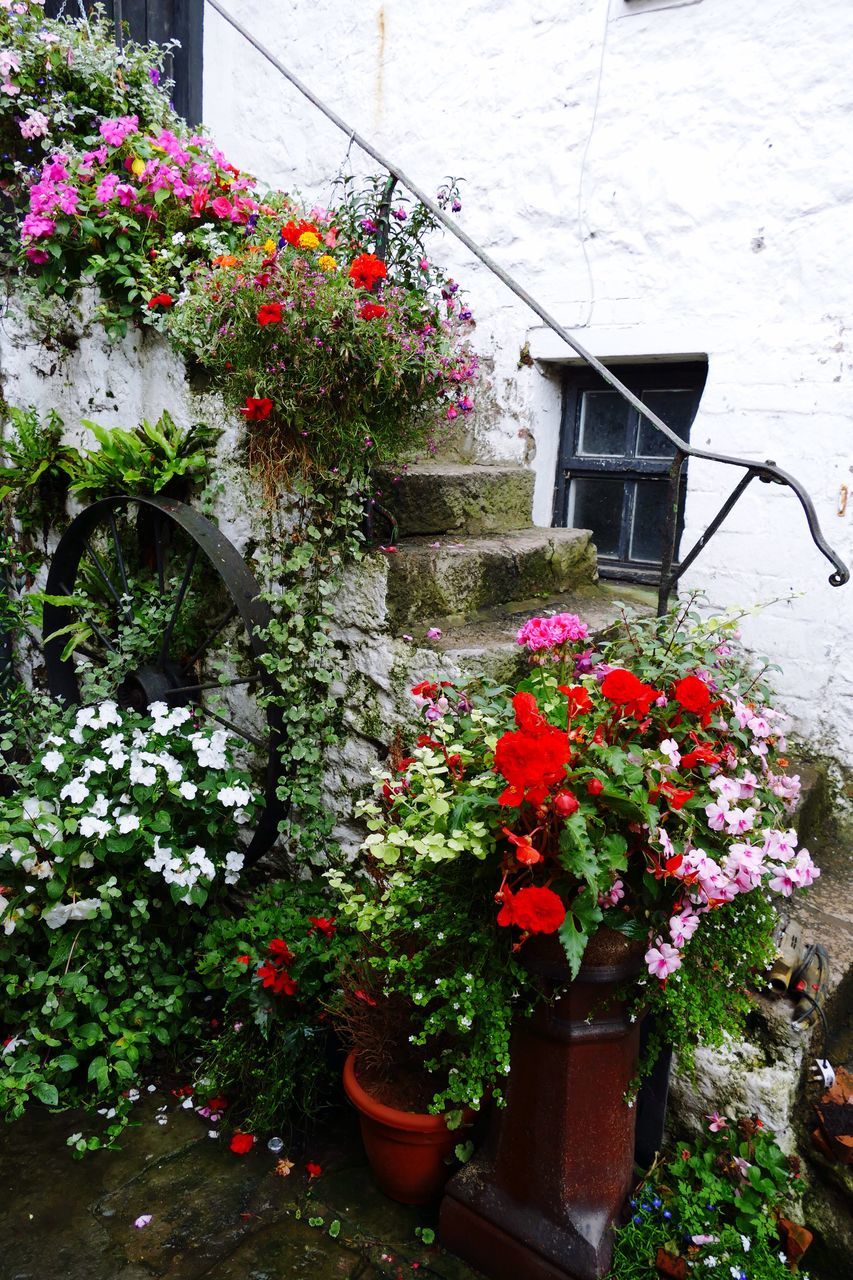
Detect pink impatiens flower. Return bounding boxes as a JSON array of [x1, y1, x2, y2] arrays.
[[706, 1111, 727, 1132], [19, 109, 49, 139], [645, 939, 682, 980], [99, 114, 139, 146]]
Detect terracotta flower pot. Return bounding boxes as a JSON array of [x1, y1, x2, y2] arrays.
[[343, 1051, 462, 1205]]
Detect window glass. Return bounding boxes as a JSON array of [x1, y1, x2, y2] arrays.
[[568, 477, 625, 558], [629, 481, 670, 562], [577, 392, 629, 457], [636, 389, 695, 458]]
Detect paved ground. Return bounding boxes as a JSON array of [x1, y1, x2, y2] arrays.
[[0, 1094, 484, 1280]]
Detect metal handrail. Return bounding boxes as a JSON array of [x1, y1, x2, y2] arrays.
[[204, 0, 849, 612]]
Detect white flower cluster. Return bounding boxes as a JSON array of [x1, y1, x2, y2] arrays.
[[0, 699, 257, 934]]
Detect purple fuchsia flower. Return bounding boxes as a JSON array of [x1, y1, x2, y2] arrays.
[[392, 206, 407, 221], [451, 197, 462, 212], [359, 217, 377, 233]]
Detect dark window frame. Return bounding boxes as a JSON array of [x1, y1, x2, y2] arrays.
[[552, 360, 708, 584]]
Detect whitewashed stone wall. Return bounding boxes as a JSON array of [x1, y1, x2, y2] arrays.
[[203, 0, 853, 764]]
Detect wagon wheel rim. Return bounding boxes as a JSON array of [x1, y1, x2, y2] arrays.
[[42, 494, 285, 864]]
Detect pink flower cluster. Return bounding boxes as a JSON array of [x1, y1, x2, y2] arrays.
[[516, 613, 590, 653], [20, 118, 259, 257]]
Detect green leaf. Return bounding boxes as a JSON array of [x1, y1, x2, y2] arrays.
[[33, 1081, 59, 1107], [87, 1056, 110, 1091], [53, 1054, 79, 1072]]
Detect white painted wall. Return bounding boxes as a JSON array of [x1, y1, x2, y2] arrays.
[[203, 0, 853, 761]]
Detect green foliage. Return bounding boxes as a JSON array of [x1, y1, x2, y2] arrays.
[[194, 876, 355, 1136], [0, 405, 76, 536], [609, 1116, 807, 1280], [68, 412, 216, 501]]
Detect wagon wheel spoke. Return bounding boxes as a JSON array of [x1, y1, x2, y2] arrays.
[[153, 509, 166, 593], [82, 535, 131, 623], [107, 509, 131, 599], [165, 675, 260, 699], [58, 580, 118, 655], [159, 543, 199, 666]]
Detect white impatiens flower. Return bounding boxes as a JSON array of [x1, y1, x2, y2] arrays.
[[129, 757, 156, 787], [108, 751, 128, 770], [96, 700, 121, 728], [101, 732, 124, 755], [60, 778, 90, 804], [75, 707, 98, 731], [217, 785, 253, 809], [81, 757, 107, 779], [41, 750, 64, 773], [117, 813, 140, 834], [91, 795, 110, 818], [223, 850, 244, 884], [42, 898, 101, 929], [77, 852, 95, 869], [79, 816, 110, 839], [179, 781, 198, 800], [147, 701, 169, 720], [45, 735, 65, 748]]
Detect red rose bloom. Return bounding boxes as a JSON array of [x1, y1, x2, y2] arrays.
[[497, 885, 566, 935], [147, 292, 173, 309], [239, 397, 273, 421], [348, 252, 387, 290], [600, 668, 660, 718], [359, 302, 387, 320], [229, 1132, 255, 1156], [257, 302, 283, 326]]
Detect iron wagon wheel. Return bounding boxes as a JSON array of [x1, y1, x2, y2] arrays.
[[42, 494, 285, 864]]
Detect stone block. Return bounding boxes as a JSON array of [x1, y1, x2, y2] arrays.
[[383, 529, 597, 628], [375, 463, 535, 537]]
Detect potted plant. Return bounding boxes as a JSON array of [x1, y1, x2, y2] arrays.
[[339, 602, 820, 1274]]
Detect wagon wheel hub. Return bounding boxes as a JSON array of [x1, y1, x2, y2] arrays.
[[117, 661, 190, 713]]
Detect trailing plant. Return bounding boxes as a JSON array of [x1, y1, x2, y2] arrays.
[[255, 473, 366, 863], [0, 697, 257, 1129], [609, 1113, 809, 1279], [0, 404, 76, 537], [68, 411, 216, 501], [194, 876, 355, 1138]]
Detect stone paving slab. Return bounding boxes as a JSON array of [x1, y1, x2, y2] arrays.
[[0, 1092, 485, 1280]]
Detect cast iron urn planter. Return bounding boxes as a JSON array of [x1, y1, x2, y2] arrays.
[[439, 927, 645, 1280]]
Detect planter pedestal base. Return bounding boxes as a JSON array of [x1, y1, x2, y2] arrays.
[[439, 929, 643, 1280]]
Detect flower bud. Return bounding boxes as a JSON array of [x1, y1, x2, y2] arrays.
[[554, 790, 579, 816]]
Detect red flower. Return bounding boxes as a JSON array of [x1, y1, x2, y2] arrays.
[[268, 938, 295, 964], [553, 790, 579, 817], [502, 827, 542, 865], [207, 1094, 229, 1112], [600, 669, 660, 718], [680, 742, 721, 769], [494, 692, 571, 807], [147, 292, 173, 309], [240, 397, 273, 421], [354, 988, 377, 1006], [257, 961, 298, 996], [674, 675, 712, 718], [411, 680, 439, 700], [348, 252, 387, 290], [659, 781, 694, 811], [497, 885, 566, 935], [305, 1162, 323, 1178], [281, 219, 319, 246], [586, 778, 604, 796], [236, 954, 251, 965], [359, 302, 387, 320], [229, 1132, 255, 1156], [557, 684, 592, 718], [257, 302, 283, 326], [308, 916, 336, 938]]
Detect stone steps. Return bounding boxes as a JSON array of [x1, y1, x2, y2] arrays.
[[383, 527, 598, 630], [375, 462, 536, 538]]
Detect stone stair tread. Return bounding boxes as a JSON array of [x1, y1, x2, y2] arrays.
[[383, 527, 598, 626], [375, 462, 536, 538]]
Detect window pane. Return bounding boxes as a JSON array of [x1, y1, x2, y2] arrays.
[[636, 389, 695, 458], [629, 481, 671, 563], [568, 476, 625, 558], [577, 391, 630, 457]]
